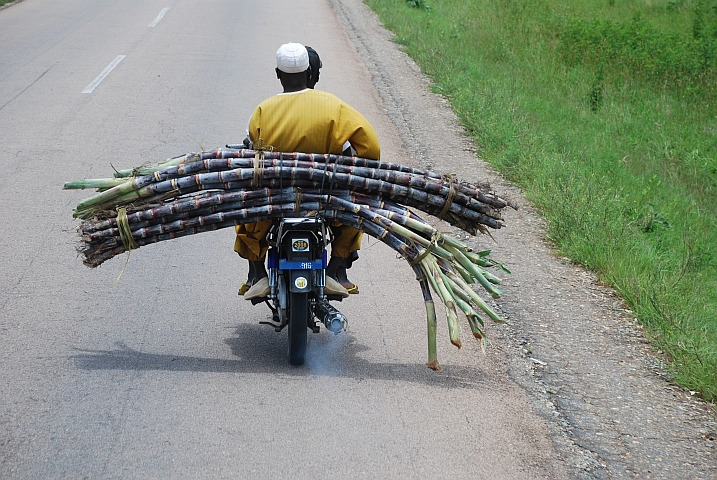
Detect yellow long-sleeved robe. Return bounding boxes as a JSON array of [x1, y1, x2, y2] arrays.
[[234, 89, 381, 261]]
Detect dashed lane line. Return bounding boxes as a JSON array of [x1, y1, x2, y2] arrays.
[[149, 7, 170, 28], [81, 55, 125, 94]]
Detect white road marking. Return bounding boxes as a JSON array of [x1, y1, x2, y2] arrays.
[[81, 55, 126, 94], [149, 7, 170, 27]]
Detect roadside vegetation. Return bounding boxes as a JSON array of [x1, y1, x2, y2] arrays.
[[366, 0, 717, 401]]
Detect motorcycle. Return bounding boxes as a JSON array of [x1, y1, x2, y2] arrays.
[[228, 144, 348, 366]]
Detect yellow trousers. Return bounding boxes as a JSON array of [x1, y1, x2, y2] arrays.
[[234, 221, 362, 261]]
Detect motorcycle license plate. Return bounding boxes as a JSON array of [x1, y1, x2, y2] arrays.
[[279, 259, 323, 270]]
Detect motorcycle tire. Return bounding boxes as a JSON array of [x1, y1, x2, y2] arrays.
[[287, 291, 309, 365]]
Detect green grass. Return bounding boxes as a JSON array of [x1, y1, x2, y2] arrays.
[[366, 0, 717, 401]]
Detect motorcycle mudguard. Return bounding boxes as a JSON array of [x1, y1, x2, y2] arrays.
[[289, 270, 312, 293]]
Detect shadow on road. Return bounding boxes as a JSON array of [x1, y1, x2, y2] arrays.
[[71, 322, 490, 389]]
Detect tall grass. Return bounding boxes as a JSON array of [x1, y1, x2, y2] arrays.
[[367, 0, 717, 401]]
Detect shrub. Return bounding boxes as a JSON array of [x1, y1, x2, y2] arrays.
[[558, 14, 716, 91]]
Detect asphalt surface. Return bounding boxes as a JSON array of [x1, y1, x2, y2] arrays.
[[0, 0, 567, 478]]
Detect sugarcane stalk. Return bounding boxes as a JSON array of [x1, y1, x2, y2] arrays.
[[115, 147, 442, 182], [313, 151, 508, 209], [113, 153, 196, 178], [480, 267, 502, 285], [316, 194, 454, 261], [446, 280, 474, 306], [91, 157, 502, 218], [412, 265, 440, 371], [446, 281, 486, 341], [439, 260, 482, 332], [451, 259, 475, 285], [351, 193, 429, 224], [443, 274, 487, 331], [421, 256, 461, 349], [82, 206, 333, 266], [326, 212, 464, 356], [443, 244, 503, 298], [444, 269, 504, 323], [425, 300, 440, 368], [327, 210, 450, 360], [73, 176, 149, 214], [81, 187, 300, 235], [64, 178, 131, 190], [440, 267, 492, 352], [328, 212, 460, 360], [439, 266, 476, 306], [82, 147, 511, 211]]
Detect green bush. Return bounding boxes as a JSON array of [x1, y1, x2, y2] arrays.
[[558, 14, 716, 89]]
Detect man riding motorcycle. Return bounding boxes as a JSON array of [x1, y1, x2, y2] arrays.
[[235, 42, 381, 300]]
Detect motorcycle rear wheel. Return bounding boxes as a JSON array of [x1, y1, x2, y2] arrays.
[[287, 292, 309, 365]]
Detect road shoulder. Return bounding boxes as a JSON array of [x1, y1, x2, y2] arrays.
[[332, 0, 717, 477]]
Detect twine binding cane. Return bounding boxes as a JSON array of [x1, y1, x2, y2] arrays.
[[409, 231, 444, 267], [437, 173, 457, 220], [114, 206, 138, 287], [252, 139, 273, 188]]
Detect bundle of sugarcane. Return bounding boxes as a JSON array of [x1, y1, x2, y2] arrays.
[[65, 148, 513, 370], [66, 148, 509, 231]]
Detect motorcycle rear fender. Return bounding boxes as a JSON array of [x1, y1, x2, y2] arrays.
[[288, 270, 312, 293]]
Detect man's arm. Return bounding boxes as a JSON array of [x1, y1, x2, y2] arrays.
[[338, 103, 381, 160]]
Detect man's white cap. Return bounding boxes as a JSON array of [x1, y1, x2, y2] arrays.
[[276, 43, 309, 73]]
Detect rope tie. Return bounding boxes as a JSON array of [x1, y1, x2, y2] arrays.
[[294, 188, 302, 213], [252, 138, 273, 188], [116, 160, 150, 178], [432, 230, 444, 246], [253, 151, 265, 188], [114, 206, 137, 287], [408, 246, 432, 267], [116, 206, 138, 251], [408, 231, 443, 266], [317, 154, 335, 219], [437, 174, 457, 220]]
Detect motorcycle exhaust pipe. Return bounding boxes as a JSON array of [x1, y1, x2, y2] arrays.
[[313, 300, 347, 334]]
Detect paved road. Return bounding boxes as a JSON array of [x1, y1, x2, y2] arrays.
[[0, 0, 566, 478]]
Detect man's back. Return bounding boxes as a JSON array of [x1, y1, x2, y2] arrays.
[[248, 88, 380, 159]]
